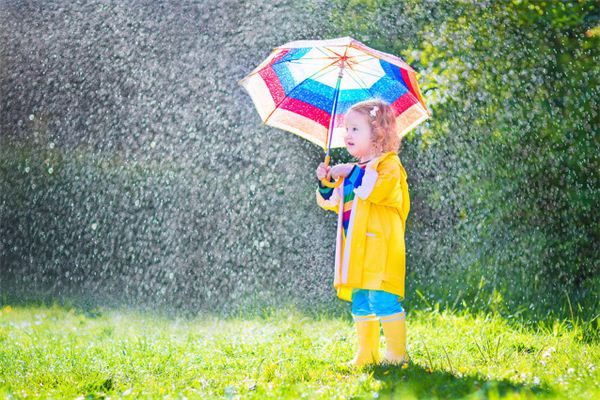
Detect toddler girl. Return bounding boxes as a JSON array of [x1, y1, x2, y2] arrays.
[[315, 98, 410, 367]]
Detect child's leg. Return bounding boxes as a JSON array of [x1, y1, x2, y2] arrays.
[[371, 290, 408, 365], [348, 289, 381, 366]]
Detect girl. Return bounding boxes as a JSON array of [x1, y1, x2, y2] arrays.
[[315, 98, 410, 367]]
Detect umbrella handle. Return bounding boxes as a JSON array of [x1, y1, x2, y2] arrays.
[[320, 154, 343, 188]]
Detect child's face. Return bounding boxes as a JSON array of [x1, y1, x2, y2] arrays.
[[343, 110, 373, 159]]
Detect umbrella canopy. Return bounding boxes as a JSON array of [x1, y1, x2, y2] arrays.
[[238, 36, 431, 154]]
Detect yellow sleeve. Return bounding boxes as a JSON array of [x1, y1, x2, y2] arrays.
[[353, 157, 403, 208], [315, 179, 341, 214], [399, 163, 410, 225]]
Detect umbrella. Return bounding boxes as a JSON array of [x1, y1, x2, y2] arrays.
[[238, 36, 431, 187]]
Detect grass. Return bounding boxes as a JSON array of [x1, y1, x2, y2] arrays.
[[0, 303, 598, 399]]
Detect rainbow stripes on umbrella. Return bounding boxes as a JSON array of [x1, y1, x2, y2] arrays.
[[238, 36, 431, 152]]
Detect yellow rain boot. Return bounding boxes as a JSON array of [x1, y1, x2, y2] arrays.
[[380, 312, 409, 367], [348, 317, 381, 367]]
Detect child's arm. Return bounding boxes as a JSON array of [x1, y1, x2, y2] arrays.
[[316, 177, 342, 213], [353, 158, 403, 207], [315, 162, 342, 213]]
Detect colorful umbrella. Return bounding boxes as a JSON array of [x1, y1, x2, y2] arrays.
[[238, 36, 431, 187]]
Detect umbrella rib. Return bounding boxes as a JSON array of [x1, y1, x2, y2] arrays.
[[344, 64, 401, 109], [346, 64, 384, 80], [346, 56, 412, 94], [343, 67, 375, 96], [242, 48, 372, 86], [347, 66, 419, 107], [351, 43, 415, 72], [276, 56, 338, 62], [346, 65, 425, 116], [283, 55, 377, 71], [348, 55, 397, 79], [279, 53, 372, 63], [270, 46, 342, 68], [263, 57, 343, 126], [240, 46, 340, 84], [346, 52, 414, 92], [240, 47, 336, 81]]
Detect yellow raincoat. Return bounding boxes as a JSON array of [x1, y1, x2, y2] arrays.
[[316, 151, 410, 302]]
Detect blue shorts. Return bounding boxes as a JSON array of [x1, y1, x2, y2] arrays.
[[351, 288, 405, 322]]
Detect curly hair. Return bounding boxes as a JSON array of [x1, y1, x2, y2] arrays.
[[346, 98, 401, 153]]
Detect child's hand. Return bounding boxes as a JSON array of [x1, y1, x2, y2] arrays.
[[330, 163, 355, 180], [316, 162, 331, 180]]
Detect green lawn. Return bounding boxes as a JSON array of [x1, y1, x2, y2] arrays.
[[0, 303, 598, 399]]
